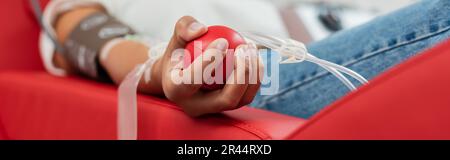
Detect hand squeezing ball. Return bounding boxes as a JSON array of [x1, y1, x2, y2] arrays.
[[118, 24, 369, 140], [185, 25, 246, 90]]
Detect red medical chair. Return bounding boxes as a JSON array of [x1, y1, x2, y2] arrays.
[[0, 0, 449, 140]]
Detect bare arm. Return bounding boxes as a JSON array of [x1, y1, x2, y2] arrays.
[[53, 6, 262, 116]]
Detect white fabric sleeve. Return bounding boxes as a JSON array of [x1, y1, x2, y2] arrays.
[[95, 0, 288, 41]]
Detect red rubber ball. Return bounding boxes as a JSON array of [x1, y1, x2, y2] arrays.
[[185, 25, 246, 90]]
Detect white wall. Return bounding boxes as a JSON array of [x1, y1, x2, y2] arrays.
[[266, 0, 417, 14]]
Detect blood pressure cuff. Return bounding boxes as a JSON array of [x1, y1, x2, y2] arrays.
[[63, 12, 135, 81]]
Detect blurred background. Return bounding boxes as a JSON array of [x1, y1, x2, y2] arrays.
[[268, 0, 418, 42], [270, 0, 416, 13]]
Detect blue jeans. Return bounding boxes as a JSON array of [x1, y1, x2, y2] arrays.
[[250, 0, 450, 119]]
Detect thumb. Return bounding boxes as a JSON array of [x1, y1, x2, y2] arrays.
[[164, 16, 207, 58]]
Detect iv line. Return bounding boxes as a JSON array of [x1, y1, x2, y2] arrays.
[[240, 31, 368, 91]]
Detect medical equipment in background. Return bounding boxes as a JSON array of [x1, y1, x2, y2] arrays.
[[118, 26, 368, 140], [318, 3, 343, 32]]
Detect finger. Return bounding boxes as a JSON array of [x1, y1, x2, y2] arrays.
[[216, 45, 254, 110], [161, 16, 207, 101], [164, 16, 207, 58], [182, 38, 228, 86], [176, 90, 222, 116], [162, 16, 207, 69], [238, 45, 264, 106], [179, 82, 246, 116], [176, 45, 252, 116], [164, 38, 228, 100]]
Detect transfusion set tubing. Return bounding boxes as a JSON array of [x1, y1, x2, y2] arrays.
[[241, 31, 368, 91], [117, 54, 156, 140]]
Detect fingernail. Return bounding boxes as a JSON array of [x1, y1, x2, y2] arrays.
[[249, 43, 257, 50], [236, 45, 247, 58], [189, 22, 206, 32], [236, 44, 257, 59], [214, 38, 228, 51], [248, 44, 258, 57]]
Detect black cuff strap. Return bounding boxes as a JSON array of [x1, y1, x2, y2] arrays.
[[64, 12, 135, 81]]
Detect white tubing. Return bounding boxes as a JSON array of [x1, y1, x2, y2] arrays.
[[117, 55, 156, 140], [318, 63, 357, 90], [308, 54, 357, 91], [241, 31, 368, 91], [305, 54, 369, 84]]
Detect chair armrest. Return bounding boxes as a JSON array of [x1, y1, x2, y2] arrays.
[[289, 39, 450, 140], [0, 71, 305, 140]]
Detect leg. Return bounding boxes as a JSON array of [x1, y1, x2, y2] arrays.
[[251, 0, 450, 119]]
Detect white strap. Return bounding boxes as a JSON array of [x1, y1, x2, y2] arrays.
[[117, 43, 165, 140]]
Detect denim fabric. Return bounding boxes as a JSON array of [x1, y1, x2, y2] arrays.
[[250, 0, 450, 119]]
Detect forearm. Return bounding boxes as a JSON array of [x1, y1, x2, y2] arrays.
[[100, 39, 164, 95], [54, 6, 164, 96]]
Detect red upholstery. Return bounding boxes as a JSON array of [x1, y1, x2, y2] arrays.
[[0, 0, 45, 71], [0, 121, 7, 140], [289, 40, 450, 140], [0, 0, 450, 140], [0, 72, 305, 140], [0, 0, 306, 140]]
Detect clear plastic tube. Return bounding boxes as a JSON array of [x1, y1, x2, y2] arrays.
[[241, 31, 368, 91], [305, 54, 369, 84], [117, 56, 155, 140], [312, 58, 357, 90]]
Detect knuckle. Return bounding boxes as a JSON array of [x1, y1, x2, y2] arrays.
[[164, 89, 179, 102], [241, 97, 254, 106], [218, 96, 239, 108], [162, 83, 181, 102], [180, 15, 194, 22], [236, 44, 247, 50], [175, 16, 194, 31], [165, 86, 193, 101]]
